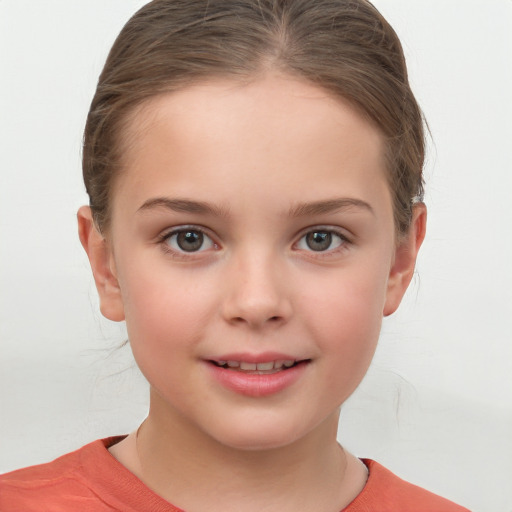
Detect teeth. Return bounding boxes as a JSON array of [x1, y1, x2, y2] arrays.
[[217, 359, 298, 371], [240, 362, 257, 370], [256, 361, 274, 371]]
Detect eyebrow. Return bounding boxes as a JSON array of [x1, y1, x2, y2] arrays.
[[288, 198, 374, 217], [137, 196, 373, 218], [137, 197, 229, 217]]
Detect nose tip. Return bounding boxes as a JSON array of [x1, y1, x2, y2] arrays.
[[221, 259, 292, 329], [224, 292, 292, 329]]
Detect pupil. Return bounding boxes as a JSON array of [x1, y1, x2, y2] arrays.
[[177, 231, 203, 252], [306, 231, 331, 251]]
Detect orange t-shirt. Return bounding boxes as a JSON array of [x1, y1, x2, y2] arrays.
[[0, 436, 469, 511]]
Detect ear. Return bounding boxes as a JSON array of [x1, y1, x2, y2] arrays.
[[77, 206, 125, 322], [383, 203, 427, 316]]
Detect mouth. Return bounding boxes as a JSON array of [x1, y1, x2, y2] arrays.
[[209, 359, 309, 374], [206, 355, 310, 396]]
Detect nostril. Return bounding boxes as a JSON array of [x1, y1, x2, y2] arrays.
[[232, 315, 283, 324]]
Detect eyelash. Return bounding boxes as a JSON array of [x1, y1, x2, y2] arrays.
[[295, 228, 350, 255], [157, 226, 218, 259], [156, 225, 352, 259]]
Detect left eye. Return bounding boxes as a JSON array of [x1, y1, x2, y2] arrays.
[[165, 229, 214, 253], [296, 230, 345, 252]]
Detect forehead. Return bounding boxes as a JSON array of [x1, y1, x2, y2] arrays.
[[112, 74, 389, 217]]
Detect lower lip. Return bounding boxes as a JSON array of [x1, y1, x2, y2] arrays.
[[206, 361, 308, 397]]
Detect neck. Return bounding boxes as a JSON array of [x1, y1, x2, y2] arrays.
[[117, 389, 365, 512]]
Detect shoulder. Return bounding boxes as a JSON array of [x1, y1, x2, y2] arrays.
[[0, 437, 127, 512], [343, 459, 471, 512]]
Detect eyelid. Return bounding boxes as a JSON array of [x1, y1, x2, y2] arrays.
[[155, 224, 352, 258], [157, 225, 220, 255], [293, 226, 352, 253]]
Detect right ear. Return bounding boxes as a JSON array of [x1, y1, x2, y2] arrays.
[[77, 206, 125, 322]]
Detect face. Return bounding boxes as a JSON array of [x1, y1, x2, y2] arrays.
[[81, 74, 424, 451]]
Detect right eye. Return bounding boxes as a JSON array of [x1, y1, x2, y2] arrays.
[[164, 228, 215, 253]]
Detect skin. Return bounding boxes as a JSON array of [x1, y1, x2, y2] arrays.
[[78, 73, 426, 511]]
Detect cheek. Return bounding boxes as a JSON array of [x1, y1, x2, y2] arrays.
[[117, 269, 216, 406], [299, 263, 389, 387], [118, 265, 217, 362], [303, 259, 387, 332]]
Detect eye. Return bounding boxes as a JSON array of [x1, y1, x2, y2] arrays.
[[164, 228, 215, 253], [296, 230, 346, 252]]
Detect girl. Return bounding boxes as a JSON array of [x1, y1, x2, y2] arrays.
[[1, 1, 472, 510]]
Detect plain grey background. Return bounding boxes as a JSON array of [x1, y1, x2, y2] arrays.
[[1, 2, 511, 511]]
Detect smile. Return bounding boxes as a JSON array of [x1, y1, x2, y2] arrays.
[[207, 358, 310, 397], [211, 359, 300, 374]]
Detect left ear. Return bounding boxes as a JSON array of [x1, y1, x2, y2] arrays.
[[383, 203, 427, 316]]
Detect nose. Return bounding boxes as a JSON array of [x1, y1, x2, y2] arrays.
[[221, 250, 292, 329]]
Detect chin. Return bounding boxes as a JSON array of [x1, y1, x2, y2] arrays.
[[218, 433, 299, 452], [206, 414, 318, 452]]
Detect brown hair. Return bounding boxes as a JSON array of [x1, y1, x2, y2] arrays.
[[83, 0, 425, 235]]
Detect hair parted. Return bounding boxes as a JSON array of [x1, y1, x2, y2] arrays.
[[83, 0, 425, 235]]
